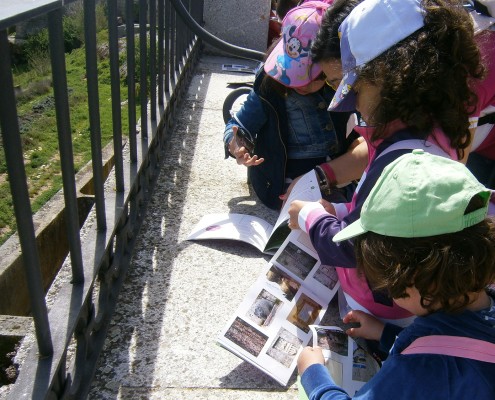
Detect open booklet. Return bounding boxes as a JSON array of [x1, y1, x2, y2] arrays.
[[187, 170, 321, 254], [299, 325, 380, 396], [217, 228, 341, 386]]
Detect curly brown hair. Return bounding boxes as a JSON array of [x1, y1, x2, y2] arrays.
[[354, 196, 495, 314], [357, 0, 485, 160]]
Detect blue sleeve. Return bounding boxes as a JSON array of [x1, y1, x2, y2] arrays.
[[308, 149, 412, 267], [301, 364, 351, 400]]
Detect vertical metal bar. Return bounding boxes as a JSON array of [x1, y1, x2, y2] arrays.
[[108, 0, 125, 191], [126, 0, 138, 163], [164, 0, 171, 93], [48, 9, 84, 284], [177, 1, 184, 71], [170, 2, 176, 85], [149, 0, 157, 121], [139, 0, 148, 137], [187, 0, 192, 48], [83, 0, 107, 230], [158, 0, 165, 105], [0, 30, 53, 356]]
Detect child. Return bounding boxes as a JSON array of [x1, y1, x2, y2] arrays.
[[297, 150, 495, 399], [288, 0, 485, 326], [224, 1, 360, 210], [464, 4, 495, 187]]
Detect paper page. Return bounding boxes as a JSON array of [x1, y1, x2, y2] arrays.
[[309, 325, 380, 395], [264, 170, 321, 253], [218, 230, 339, 385], [187, 213, 273, 253]]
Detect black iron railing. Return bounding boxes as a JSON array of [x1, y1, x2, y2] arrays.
[[0, 0, 203, 398]]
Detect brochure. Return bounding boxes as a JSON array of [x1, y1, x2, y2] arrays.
[[187, 170, 321, 254], [217, 229, 341, 385], [306, 325, 380, 395]]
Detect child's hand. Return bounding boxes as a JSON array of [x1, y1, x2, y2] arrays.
[[319, 199, 336, 215], [288, 200, 310, 230], [343, 310, 385, 341], [228, 126, 264, 166], [297, 346, 325, 375], [279, 176, 302, 206]]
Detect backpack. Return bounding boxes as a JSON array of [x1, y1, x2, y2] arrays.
[[402, 335, 495, 362]]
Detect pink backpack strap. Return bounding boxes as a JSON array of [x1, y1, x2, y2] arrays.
[[401, 335, 495, 363]]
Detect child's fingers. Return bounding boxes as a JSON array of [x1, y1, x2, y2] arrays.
[[343, 310, 360, 323]]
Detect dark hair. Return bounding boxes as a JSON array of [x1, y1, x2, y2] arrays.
[[357, 0, 485, 160], [311, 0, 363, 62], [354, 195, 495, 313], [276, 0, 301, 20]]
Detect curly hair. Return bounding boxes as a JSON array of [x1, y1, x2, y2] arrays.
[[354, 196, 495, 314], [358, 0, 485, 160], [311, 0, 363, 63]]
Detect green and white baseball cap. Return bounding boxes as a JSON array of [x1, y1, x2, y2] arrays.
[[333, 149, 491, 242]]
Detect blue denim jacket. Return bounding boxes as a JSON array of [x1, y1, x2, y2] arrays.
[[224, 68, 351, 209]]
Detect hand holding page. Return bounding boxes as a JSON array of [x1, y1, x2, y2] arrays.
[[307, 325, 380, 395]]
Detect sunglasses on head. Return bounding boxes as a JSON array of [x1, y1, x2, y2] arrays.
[[315, 72, 340, 91]]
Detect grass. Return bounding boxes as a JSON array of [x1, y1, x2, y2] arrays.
[[0, 29, 141, 245]]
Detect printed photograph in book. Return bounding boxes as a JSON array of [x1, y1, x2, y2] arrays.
[[246, 289, 283, 327], [287, 294, 322, 334], [266, 265, 301, 301], [217, 230, 341, 386], [224, 317, 269, 357], [274, 242, 318, 281], [308, 325, 380, 394], [266, 327, 303, 368]]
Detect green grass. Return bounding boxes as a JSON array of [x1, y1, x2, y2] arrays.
[[0, 31, 142, 246]]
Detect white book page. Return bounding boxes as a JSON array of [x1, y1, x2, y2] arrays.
[[309, 325, 380, 395], [218, 230, 339, 385], [273, 169, 321, 233], [187, 213, 273, 253]]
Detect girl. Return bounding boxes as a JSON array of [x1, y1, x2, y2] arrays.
[[288, 0, 485, 326], [224, 1, 360, 210], [298, 151, 495, 399]]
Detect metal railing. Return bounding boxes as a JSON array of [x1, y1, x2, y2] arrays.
[[0, 0, 203, 398]]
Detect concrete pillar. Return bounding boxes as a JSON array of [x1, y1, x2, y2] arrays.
[[203, 0, 271, 56]]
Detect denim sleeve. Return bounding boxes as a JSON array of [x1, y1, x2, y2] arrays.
[[223, 88, 268, 158]]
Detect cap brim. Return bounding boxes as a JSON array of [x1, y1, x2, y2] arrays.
[[327, 70, 358, 112], [470, 11, 495, 35], [264, 40, 285, 77], [332, 218, 367, 242]]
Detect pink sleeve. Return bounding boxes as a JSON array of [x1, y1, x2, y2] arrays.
[[470, 31, 495, 119]]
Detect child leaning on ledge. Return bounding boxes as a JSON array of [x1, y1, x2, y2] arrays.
[[297, 149, 495, 400]]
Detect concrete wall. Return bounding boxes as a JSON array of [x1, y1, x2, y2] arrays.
[[203, 0, 271, 55]]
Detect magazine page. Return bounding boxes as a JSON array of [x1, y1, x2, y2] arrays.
[[308, 325, 380, 395], [217, 229, 340, 385], [264, 170, 321, 253], [186, 213, 273, 253], [187, 170, 322, 255]]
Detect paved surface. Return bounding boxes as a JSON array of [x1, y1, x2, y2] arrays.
[[88, 54, 302, 399]]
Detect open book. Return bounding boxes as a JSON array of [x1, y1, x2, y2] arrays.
[[299, 325, 380, 396], [217, 228, 341, 385], [187, 170, 321, 254]]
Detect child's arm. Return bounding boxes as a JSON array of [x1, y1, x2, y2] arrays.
[[298, 347, 351, 400]]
